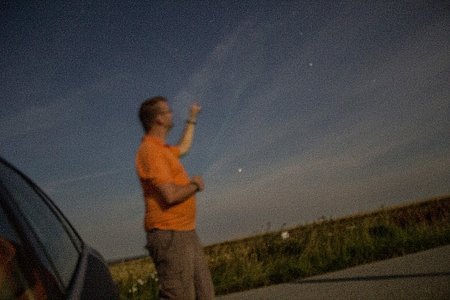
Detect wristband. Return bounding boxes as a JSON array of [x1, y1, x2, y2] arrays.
[[186, 120, 197, 125]]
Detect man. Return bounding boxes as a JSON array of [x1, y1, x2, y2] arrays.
[[135, 96, 215, 300]]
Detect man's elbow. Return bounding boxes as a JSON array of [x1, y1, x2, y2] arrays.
[[157, 184, 178, 205], [159, 192, 175, 205], [177, 145, 190, 156]]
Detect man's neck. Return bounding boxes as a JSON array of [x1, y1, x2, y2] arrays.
[[147, 126, 168, 141]]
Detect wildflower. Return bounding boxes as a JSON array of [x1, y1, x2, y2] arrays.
[[150, 272, 159, 282], [137, 278, 145, 285], [281, 231, 290, 240], [129, 285, 138, 294]]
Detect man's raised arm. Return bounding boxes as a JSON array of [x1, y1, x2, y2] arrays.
[[178, 102, 201, 156]]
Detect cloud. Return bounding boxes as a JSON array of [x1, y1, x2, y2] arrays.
[[0, 104, 68, 140], [42, 167, 133, 193]]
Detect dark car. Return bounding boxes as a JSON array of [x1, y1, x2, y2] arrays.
[[0, 157, 118, 299]]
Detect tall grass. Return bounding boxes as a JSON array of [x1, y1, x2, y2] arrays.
[[109, 256, 158, 299], [109, 195, 450, 298]]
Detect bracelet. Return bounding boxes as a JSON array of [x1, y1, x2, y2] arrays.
[[186, 120, 197, 125]]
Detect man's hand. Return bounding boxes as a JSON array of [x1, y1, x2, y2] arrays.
[[191, 175, 205, 192], [189, 102, 202, 120]]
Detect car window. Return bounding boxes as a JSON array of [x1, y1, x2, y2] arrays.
[[0, 203, 52, 299], [0, 162, 81, 289]]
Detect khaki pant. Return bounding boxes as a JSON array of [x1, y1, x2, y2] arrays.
[[146, 230, 215, 300]]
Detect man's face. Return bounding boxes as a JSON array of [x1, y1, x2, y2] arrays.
[[156, 101, 174, 129]]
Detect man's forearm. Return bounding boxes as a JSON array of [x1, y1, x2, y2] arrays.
[[157, 182, 200, 205], [178, 103, 201, 156], [177, 120, 196, 156]]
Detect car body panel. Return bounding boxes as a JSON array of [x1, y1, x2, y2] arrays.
[[0, 157, 118, 299]]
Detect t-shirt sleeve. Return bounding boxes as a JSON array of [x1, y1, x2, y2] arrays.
[[138, 147, 173, 186], [169, 145, 181, 158]]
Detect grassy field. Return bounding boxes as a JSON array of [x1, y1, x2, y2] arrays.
[[109, 194, 450, 299]]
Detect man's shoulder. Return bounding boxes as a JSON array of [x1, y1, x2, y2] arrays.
[[138, 137, 180, 157]]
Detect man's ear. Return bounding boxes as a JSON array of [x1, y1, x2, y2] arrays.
[[154, 114, 163, 125]]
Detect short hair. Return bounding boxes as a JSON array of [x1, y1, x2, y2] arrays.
[[139, 96, 167, 132]]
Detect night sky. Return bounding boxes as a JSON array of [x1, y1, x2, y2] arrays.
[[1, 1, 449, 260]]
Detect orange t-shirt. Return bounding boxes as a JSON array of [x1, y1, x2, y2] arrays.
[[135, 135, 196, 231]]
